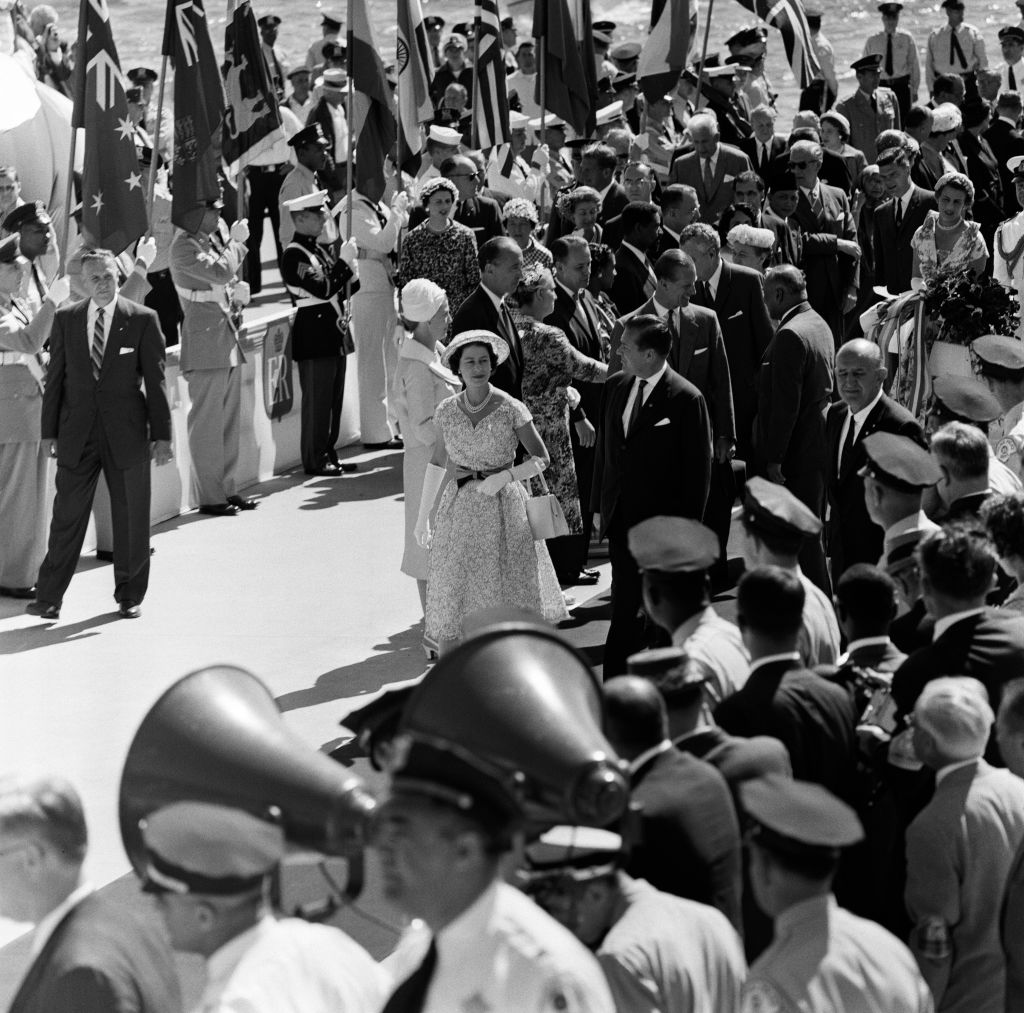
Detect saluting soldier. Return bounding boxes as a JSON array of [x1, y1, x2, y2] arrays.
[[973, 335, 1024, 483], [863, 2, 921, 120], [280, 190, 359, 477], [835, 54, 901, 163]]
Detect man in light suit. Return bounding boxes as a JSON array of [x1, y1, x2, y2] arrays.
[[668, 113, 752, 227], [27, 250, 171, 621], [873, 145, 935, 294], [170, 200, 256, 517], [592, 315, 712, 675], [0, 776, 181, 1013], [610, 202, 661, 316], [906, 677, 1024, 1013]]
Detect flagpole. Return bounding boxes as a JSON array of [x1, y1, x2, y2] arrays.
[[471, 5, 481, 149], [539, 31, 549, 220], [694, 0, 716, 111], [146, 55, 170, 226], [59, 128, 77, 274], [346, 0, 355, 243]]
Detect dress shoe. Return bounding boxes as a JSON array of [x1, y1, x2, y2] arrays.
[[198, 503, 240, 516], [0, 585, 36, 599], [362, 438, 403, 450], [118, 601, 141, 619], [338, 462, 358, 473], [25, 601, 60, 619], [305, 463, 342, 476], [575, 569, 601, 585], [227, 495, 258, 510]]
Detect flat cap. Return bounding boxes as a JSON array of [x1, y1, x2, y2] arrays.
[[3, 201, 50, 232], [140, 802, 284, 895], [257, 14, 281, 28], [859, 432, 942, 491], [127, 66, 158, 84], [0, 234, 21, 263], [741, 776, 864, 860], [627, 646, 711, 699], [523, 825, 624, 880], [852, 53, 883, 72], [1000, 25, 1024, 43], [931, 373, 1003, 423], [878, 2, 904, 12], [972, 334, 1024, 375], [742, 477, 823, 540], [628, 516, 719, 573], [287, 123, 330, 148], [610, 41, 642, 61], [424, 15, 445, 30]]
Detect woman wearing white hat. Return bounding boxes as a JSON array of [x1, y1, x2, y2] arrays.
[[820, 111, 868, 194], [916, 102, 963, 191], [415, 329, 568, 653]]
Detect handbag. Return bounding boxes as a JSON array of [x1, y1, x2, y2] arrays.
[[525, 471, 570, 540]]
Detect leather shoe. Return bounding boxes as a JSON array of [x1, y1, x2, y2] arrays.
[[305, 463, 342, 476], [118, 601, 141, 619], [1, 585, 36, 599], [227, 495, 258, 510], [198, 503, 240, 516], [25, 601, 60, 619], [338, 462, 358, 473], [575, 569, 601, 585], [362, 438, 403, 450]]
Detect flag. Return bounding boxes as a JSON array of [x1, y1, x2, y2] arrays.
[[637, 0, 690, 103], [349, 0, 398, 196], [396, 0, 435, 174], [71, 0, 148, 253], [531, 0, 592, 136], [734, 0, 821, 87], [162, 0, 226, 229], [222, 0, 285, 178], [473, 0, 513, 175]]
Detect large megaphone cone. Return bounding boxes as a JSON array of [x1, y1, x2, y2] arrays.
[[399, 623, 629, 828], [119, 666, 376, 877]]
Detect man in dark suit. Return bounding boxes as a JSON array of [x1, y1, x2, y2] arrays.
[[766, 127, 854, 195], [655, 184, 701, 257], [545, 143, 629, 246], [825, 339, 923, 580], [601, 161, 658, 251], [787, 140, 859, 345], [27, 250, 171, 621], [931, 420, 993, 522], [873, 145, 936, 294], [450, 237, 525, 398], [738, 104, 787, 181], [610, 202, 661, 315], [669, 112, 752, 226], [0, 776, 181, 1013], [986, 91, 1024, 217], [715, 565, 859, 801], [603, 676, 743, 932], [593, 315, 712, 674], [407, 154, 505, 245], [755, 265, 835, 586]]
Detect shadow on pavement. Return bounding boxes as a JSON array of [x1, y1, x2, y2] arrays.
[[0, 613, 122, 655]]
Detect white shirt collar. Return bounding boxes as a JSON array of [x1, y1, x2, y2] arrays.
[[629, 739, 673, 774], [32, 882, 93, 957], [850, 388, 884, 429], [936, 757, 979, 784], [651, 296, 671, 317], [702, 149, 718, 172], [933, 607, 985, 641], [708, 258, 724, 296], [748, 651, 801, 676], [1001, 115, 1020, 127], [641, 360, 669, 391]]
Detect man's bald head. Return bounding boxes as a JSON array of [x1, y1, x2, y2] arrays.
[[836, 338, 886, 413], [602, 676, 668, 758]]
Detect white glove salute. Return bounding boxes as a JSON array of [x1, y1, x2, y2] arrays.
[[391, 191, 411, 215], [46, 275, 71, 306], [135, 236, 157, 270], [532, 144, 551, 170], [230, 219, 250, 243]]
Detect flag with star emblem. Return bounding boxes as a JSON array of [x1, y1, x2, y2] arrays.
[[70, 0, 148, 253], [162, 0, 226, 229], [222, 0, 284, 178]]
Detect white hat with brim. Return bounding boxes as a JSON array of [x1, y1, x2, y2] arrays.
[[529, 114, 567, 130], [704, 64, 740, 78], [595, 100, 624, 125], [321, 68, 348, 89], [428, 124, 464, 146], [283, 189, 330, 212], [441, 329, 511, 367], [509, 111, 531, 129]]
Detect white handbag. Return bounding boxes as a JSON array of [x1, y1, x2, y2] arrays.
[[526, 471, 570, 540]]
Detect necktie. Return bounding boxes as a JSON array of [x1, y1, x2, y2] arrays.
[[382, 939, 438, 1013], [699, 280, 712, 305], [702, 157, 714, 194], [91, 307, 106, 379], [1012, 65, 1018, 91], [840, 415, 857, 468], [894, 199, 903, 229], [949, 29, 967, 69], [500, 303, 520, 359], [885, 34, 894, 76], [668, 308, 679, 345], [627, 378, 647, 435], [869, 92, 878, 114]]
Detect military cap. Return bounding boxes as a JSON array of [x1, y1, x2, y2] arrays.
[[321, 12, 344, 28], [0, 234, 21, 263], [523, 826, 625, 880], [627, 646, 711, 700], [769, 169, 800, 192], [424, 15, 445, 30], [428, 123, 464, 145], [610, 41, 642, 61], [127, 66, 158, 84], [509, 110, 531, 129], [595, 100, 625, 125], [612, 72, 638, 93], [1000, 25, 1024, 43], [257, 13, 281, 28], [528, 113, 566, 130], [140, 802, 284, 895], [1009, 154, 1024, 179], [852, 53, 883, 73], [859, 432, 942, 492], [286, 65, 311, 79], [742, 476, 823, 540], [500, 15, 515, 29], [939, 0, 964, 8], [741, 775, 864, 861], [931, 374, 1002, 423], [704, 63, 741, 78], [3, 201, 50, 233], [593, 20, 618, 34], [628, 516, 719, 573], [283, 189, 329, 213], [725, 26, 767, 48], [878, 2, 903, 12], [125, 86, 143, 105], [972, 334, 1024, 377], [287, 123, 330, 149], [450, 23, 472, 39]]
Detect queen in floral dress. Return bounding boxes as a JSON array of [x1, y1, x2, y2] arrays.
[[909, 173, 988, 286], [415, 330, 568, 653]]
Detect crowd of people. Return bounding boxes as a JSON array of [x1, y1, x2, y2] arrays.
[[9, 0, 1024, 1010]]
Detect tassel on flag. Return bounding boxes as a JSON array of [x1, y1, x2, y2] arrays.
[[349, 0, 398, 196], [637, 0, 691, 103], [396, 0, 435, 174]]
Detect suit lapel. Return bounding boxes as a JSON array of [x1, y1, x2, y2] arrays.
[[629, 370, 670, 438], [673, 306, 697, 377], [99, 300, 127, 377], [714, 261, 732, 315]]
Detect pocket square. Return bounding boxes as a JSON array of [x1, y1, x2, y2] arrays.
[[693, 347, 707, 356], [728, 310, 743, 320], [654, 418, 671, 427], [119, 347, 133, 355]]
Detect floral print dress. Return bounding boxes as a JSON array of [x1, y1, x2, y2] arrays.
[[397, 220, 481, 320]]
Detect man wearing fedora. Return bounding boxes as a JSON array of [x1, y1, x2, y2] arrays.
[[862, 3, 921, 120], [835, 54, 901, 163]]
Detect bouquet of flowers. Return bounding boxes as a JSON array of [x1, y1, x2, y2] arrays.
[[921, 264, 1018, 348]]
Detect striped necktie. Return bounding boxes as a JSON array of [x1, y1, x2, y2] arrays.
[[91, 307, 106, 379]]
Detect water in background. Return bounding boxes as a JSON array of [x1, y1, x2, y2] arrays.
[[46, 0, 1024, 127]]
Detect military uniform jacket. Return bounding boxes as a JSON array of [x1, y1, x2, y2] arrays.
[[280, 234, 356, 361], [990, 401, 1024, 481], [863, 29, 922, 92], [834, 88, 900, 162]]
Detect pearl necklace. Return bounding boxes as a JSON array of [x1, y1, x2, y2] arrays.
[[463, 387, 493, 413], [935, 217, 962, 232]]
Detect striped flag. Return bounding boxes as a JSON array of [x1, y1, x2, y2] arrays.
[[637, 0, 690, 103], [735, 0, 821, 87], [472, 0, 513, 177], [71, 0, 148, 253], [396, 0, 435, 174], [349, 0, 398, 196], [531, 0, 592, 135]]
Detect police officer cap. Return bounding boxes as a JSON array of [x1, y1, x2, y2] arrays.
[[931, 374, 1002, 423], [627, 516, 719, 573], [612, 72, 638, 93], [139, 802, 285, 895], [258, 14, 281, 28], [2, 201, 50, 233], [725, 26, 767, 48], [972, 334, 1024, 376], [288, 123, 330, 149], [627, 646, 711, 701], [424, 15, 445, 30], [742, 476, 823, 540], [740, 775, 864, 862], [283, 189, 329, 213], [0, 234, 20, 263], [878, 2, 903, 12], [1000, 25, 1024, 43], [523, 826, 625, 880], [852, 53, 883, 72], [859, 432, 942, 491], [610, 41, 642, 61], [321, 12, 344, 29], [593, 20, 618, 34], [704, 63, 740, 78], [127, 66, 158, 84], [595, 100, 625, 125]]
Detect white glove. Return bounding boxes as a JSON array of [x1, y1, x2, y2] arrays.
[[531, 144, 550, 169], [633, 134, 650, 152], [910, 277, 925, 292], [46, 275, 70, 306], [478, 470, 512, 496], [135, 236, 157, 270], [233, 281, 251, 306], [230, 219, 250, 243], [415, 463, 445, 548], [509, 457, 545, 481], [391, 191, 410, 216], [414, 515, 432, 548], [339, 237, 359, 267]]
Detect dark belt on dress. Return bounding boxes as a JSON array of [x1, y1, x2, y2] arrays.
[[455, 463, 514, 488]]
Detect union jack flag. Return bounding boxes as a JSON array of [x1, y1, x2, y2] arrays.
[[735, 0, 821, 88], [472, 0, 514, 177]]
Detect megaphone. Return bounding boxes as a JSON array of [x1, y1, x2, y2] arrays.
[[399, 623, 629, 828], [119, 665, 376, 880]]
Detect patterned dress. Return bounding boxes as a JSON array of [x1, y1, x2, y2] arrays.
[[396, 220, 481, 320], [425, 394, 569, 641], [910, 211, 988, 283], [522, 237, 553, 271], [519, 321, 606, 534]]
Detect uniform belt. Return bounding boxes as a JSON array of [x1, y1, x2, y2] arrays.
[[175, 284, 228, 305], [455, 464, 514, 488]]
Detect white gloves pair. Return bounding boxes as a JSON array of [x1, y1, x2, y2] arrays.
[[477, 457, 546, 497], [230, 219, 250, 244], [46, 275, 71, 306], [339, 237, 359, 267]]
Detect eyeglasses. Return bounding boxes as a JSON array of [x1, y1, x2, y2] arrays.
[[788, 160, 816, 168]]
